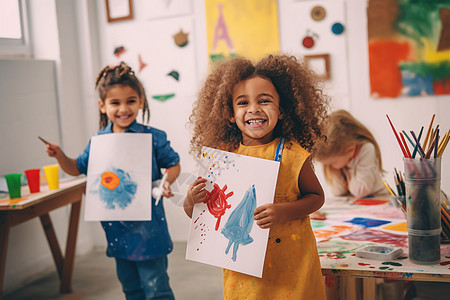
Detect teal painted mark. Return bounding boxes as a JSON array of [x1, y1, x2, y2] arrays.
[[382, 262, 402, 266], [311, 220, 327, 229], [329, 252, 346, 259], [402, 273, 414, 279]]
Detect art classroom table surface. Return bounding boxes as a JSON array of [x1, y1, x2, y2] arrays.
[[0, 177, 86, 300], [314, 196, 450, 283]]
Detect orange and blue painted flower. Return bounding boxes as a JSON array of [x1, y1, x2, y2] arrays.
[[99, 167, 137, 210]]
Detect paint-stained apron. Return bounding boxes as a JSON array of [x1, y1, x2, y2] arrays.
[[223, 138, 326, 300]]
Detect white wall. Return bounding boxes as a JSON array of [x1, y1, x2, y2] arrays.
[[4, 0, 450, 294], [95, 0, 209, 242], [345, 0, 449, 197], [3, 0, 103, 294], [95, 0, 450, 201]]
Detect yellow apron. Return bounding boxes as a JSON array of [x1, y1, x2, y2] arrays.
[[223, 138, 326, 299]]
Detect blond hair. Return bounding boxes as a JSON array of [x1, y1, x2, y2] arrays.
[[315, 110, 384, 182]]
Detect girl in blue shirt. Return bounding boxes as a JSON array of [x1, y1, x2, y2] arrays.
[[45, 62, 180, 300]]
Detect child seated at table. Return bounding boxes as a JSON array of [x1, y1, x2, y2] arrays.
[[311, 109, 388, 220], [312, 109, 391, 299], [315, 109, 387, 198]]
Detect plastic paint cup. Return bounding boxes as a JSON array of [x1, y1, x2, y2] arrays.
[[43, 164, 60, 190], [5, 173, 22, 199], [404, 157, 441, 265], [25, 168, 41, 193]]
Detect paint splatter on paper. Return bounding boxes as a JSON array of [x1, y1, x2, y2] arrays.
[[84, 133, 152, 221], [98, 168, 137, 210], [341, 228, 408, 248], [317, 196, 450, 278], [186, 146, 280, 278], [345, 217, 391, 228], [204, 183, 233, 231], [222, 185, 257, 261]]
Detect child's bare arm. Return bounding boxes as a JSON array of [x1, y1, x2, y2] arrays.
[[162, 163, 181, 198], [183, 177, 208, 218], [45, 143, 80, 176], [329, 167, 349, 196], [254, 159, 324, 229]]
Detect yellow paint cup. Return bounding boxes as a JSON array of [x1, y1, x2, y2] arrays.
[[43, 164, 59, 190]]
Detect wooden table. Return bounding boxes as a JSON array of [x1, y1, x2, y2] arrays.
[[0, 177, 86, 299], [314, 196, 450, 299]]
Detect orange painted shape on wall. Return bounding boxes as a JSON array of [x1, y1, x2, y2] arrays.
[[369, 40, 411, 98]]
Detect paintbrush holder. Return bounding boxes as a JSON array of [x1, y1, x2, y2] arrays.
[[404, 157, 441, 265]]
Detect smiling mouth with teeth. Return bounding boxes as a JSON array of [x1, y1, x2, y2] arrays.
[[246, 119, 266, 124]]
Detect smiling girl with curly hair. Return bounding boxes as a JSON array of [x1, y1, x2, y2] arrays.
[[184, 54, 329, 299]]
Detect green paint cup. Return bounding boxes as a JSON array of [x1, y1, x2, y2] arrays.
[[5, 173, 22, 199]]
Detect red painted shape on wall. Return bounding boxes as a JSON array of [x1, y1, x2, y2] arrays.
[[433, 77, 450, 95], [369, 40, 411, 98]]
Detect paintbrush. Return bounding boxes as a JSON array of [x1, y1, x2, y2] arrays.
[[38, 136, 50, 145]]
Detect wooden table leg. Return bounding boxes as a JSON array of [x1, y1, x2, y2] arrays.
[[0, 216, 10, 300], [40, 213, 64, 279], [341, 276, 358, 300], [363, 277, 377, 300], [60, 201, 81, 293]]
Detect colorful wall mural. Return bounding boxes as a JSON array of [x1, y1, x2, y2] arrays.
[[367, 0, 450, 98]]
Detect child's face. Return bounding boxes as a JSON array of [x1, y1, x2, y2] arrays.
[[319, 146, 356, 169], [230, 76, 283, 146], [98, 84, 144, 133]]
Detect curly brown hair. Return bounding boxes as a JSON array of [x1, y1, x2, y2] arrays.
[[95, 61, 150, 129], [189, 54, 329, 157]]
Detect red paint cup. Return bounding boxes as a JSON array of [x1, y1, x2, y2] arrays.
[[25, 168, 41, 193]]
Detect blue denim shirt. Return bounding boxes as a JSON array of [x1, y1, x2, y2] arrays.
[[76, 121, 180, 260]]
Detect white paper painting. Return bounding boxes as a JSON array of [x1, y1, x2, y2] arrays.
[[84, 133, 152, 221], [186, 147, 280, 278]]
